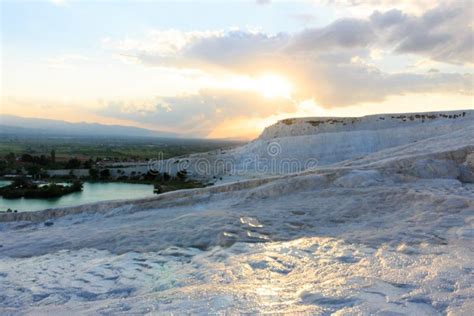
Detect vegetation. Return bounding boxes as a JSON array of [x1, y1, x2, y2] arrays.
[[0, 135, 242, 170], [0, 135, 232, 197], [153, 179, 204, 194], [65, 158, 81, 169], [141, 169, 205, 194], [89, 168, 99, 180], [99, 169, 111, 179], [0, 178, 83, 199]]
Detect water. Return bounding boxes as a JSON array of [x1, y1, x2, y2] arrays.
[[0, 181, 155, 212]]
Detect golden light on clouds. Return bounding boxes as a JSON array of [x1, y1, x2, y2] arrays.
[[207, 93, 474, 139], [2, 0, 472, 139], [212, 73, 294, 100]]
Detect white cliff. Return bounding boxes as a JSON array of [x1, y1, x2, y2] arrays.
[[0, 110, 473, 315]]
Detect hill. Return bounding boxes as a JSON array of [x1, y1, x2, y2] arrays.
[[0, 115, 179, 138]]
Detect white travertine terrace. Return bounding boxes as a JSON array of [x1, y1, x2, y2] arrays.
[[0, 110, 473, 314]]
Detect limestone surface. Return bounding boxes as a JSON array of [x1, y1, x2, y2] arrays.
[[1, 110, 473, 315]]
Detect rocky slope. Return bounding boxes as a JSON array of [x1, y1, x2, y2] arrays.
[[57, 110, 472, 182], [0, 110, 473, 315], [233, 110, 473, 173], [259, 111, 470, 139], [182, 110, 474, 179]]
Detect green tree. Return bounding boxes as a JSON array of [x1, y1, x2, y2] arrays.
[[0, 160, 7, 173], [51, 149, 56, 164], [21, 153, 34, 163], [68, 169, 77, 179], [83, 159, 94, 169], [5, 152, 16, 164], [89, 168, 99, 180], [66, 158, 81, 169], [27, 165, 41, 179], [100, 169, 111, 179], [12, 177, 30, 188], [70, 180, 83, 191]]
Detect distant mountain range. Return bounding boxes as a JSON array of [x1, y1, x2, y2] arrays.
[[0, 115, 179, 138]]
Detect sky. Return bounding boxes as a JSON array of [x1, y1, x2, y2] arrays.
[[1, 0, 473, 139]]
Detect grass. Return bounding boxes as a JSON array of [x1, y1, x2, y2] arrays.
[[0, 135, 243, 161]]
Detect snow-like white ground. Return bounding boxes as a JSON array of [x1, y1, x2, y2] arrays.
[[137, 110, 474, 181], [0, 110, 473, 315]]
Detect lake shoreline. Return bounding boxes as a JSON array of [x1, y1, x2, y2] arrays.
[[0, 181, 157, 213]]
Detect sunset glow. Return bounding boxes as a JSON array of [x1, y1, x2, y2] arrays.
[[1, 0, 472, 139], [256, 74, 293, 99]]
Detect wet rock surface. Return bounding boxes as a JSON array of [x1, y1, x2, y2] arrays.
[[1, 111, 473, 314]]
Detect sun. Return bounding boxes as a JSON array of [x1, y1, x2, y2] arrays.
[[256, 74, 293, 99], [218, 72, 294, 99]]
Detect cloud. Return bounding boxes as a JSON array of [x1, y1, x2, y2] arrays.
[[99, 89, 296, 137], [289, 13, 317, 25], [288, 18, 375, 50], [105, 30, 289, 72], [370, 4, 473, 64], [105, 2, 472, 68], [256, 0, 271, 5], [184, 31, 289, 69], [320, 0, 447, 15], [102, 30, 224, 64], [106, 1, 472, 107], [304, 62, 472, 105], [287, 3, 473, 64]]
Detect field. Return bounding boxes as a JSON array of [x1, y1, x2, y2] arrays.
[[0, 135, 243, 162]]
